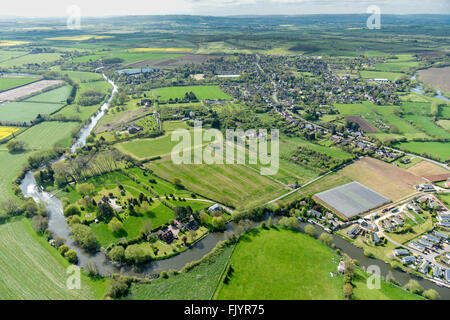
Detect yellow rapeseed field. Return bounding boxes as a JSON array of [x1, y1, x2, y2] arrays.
[[0, 40, 30, 46], [0, 126, 19, 139]]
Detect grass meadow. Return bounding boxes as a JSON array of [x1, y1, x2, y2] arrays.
[[150, 85, 231, 101], [0, 219, 106, 299]]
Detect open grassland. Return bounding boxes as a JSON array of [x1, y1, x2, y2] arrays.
[[436, 120, 450, 131], [59, 71, 103, 83], [351, 268, 422, 300], [0, 219, 104, 300], [15, 121, 79, 149], [72, 51, 184, 65], [216, 228, 420, 300], [0, 77, 37, 92], [25, 85, 71, 103], [339, 157, 422, 201], [216, 228, 344, 299], [0, 101, 64, 122], [0, 126, 19, 139], [0, 53, 62, 68], [0, 50, 29, 63], [150, 157, 288, 209], [0, 150, 29, 201], [374, 61, 420, 73], [360, 70, 404, 81], [150, 85, 230, 101], [394, 141, 450, 162], [129, 245, 234, 300]]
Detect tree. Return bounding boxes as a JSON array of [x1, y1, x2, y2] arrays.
[[6, 140, 26, 153], [31, 215, 48, 232], [318, 232, 333, 247], [423, 288, 440, 300], [108, 217, 123, 233], [172, 178, 183, 188], [212, 216, 226, 231], [124, 244, 151, 263], [279, 216, 298, 230], [304, 224, 316, 238], [64, 204, 80, 217], [343, 283, 353, 299], [97, 202, 114, 221], [71, 224, 98, 251], [107, 276, 129, 298], [404, 279, 423, 295], [65, 250, 78, 263], [108, 246, 125, 262]]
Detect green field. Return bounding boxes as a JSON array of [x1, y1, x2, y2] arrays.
[[0, 77, 37, 92], [59, 71, 104, 83], [150, 157, 287, 209], [0, 53, 62, 68], [0, 101, 65, 122], [360, 70, 404, 81], [15, 121, 79, 149], [216, 228, 421, 300], [150, 85, 231, 101], [374, 61, 420, 73], [25, 85, 71, 103], [72, 51, 184, 64], [0, 219, 105, 299], [129, 245, 234, 300], [394, 140, 450, 162]]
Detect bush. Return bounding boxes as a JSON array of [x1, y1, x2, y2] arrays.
[[58, 245, 69, 255], [6, 140, 26, 153], [422, 288, 440, 300], [65, 250, 78, 263], [404, 279, 424, 295], [108, 217, 123, 233], [160, 270, 169, 279]]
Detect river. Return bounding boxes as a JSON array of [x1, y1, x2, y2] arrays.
[[18, 74, 450, 299]]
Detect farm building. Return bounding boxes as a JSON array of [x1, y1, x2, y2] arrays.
[[314, 182, 391, 220]]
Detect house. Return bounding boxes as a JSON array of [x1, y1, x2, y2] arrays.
[[392, 215, 404, 227], [409, 241, 426, 252], [308, 209, 322, 219], [393, 248, 409, 256], [127, 125, 142, 134], [208, 203, 221, 213], [433, 266, 442, 278], [372, 233, 381, 244], [185, 220, 199, 231], [157, 229, 174, 243], [416, 184, 435, 192], [347, 225, 361, 239], [419, 261, 430, 274], [422, 234, 440, 244], [433, 231, 448, 241], [418, 238, 434, 248], [401, 256, 417, 265], [446, 269, 450, 282]]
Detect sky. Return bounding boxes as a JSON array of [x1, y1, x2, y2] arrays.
[[1, 0, 449, 17]]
